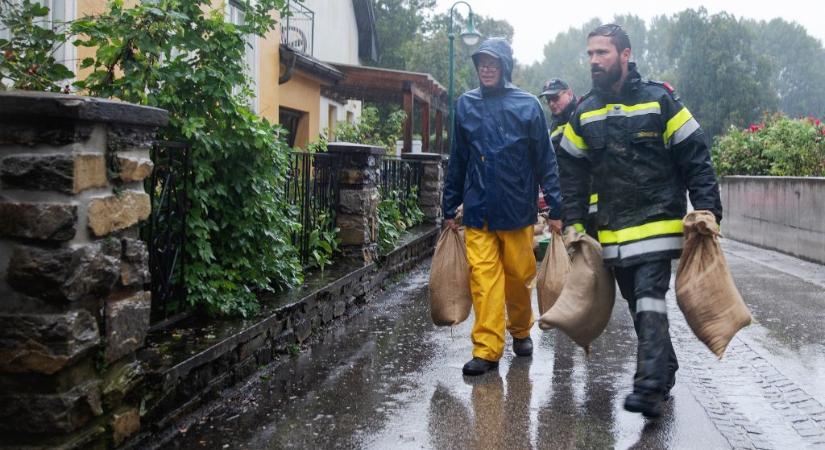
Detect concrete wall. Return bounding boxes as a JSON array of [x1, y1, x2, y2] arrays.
[[721, 176, 825, 264], [302, 0, 359, 64]]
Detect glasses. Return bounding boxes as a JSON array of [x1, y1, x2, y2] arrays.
[[478, 64, 501, 72], [546, 95, 561, 103]]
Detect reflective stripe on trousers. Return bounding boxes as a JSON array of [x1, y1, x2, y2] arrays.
[[602, 236, 683, 261]]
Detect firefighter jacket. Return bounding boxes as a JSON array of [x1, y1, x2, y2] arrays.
[[443, 38, 563, 230], [550, 96, 598, 230], [559, 62, 722, 266]]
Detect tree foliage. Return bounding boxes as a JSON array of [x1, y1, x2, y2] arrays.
[[0, 0, 73, 91], [371, 1, 513, 95], [72, 0, 302, 317], [747, 18, 825, 118], [515, 8, 825, 139], [372, 0, 435, 69]]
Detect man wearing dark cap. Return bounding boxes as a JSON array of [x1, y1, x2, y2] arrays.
[[538, 78, 597, 237], [560, 24, 722, 417], [443, 37, 564, 376]]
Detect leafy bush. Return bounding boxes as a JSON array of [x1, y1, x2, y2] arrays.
[[377, 188, 425, 254], [306, 210, 339, 272], [712, 115, 825, 176], [333, 105, 406, 153], [72, 0, 302, 317], [0, 0, 73, 91]]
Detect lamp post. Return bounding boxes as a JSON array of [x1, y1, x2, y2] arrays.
[[447, 1, 481, 153]]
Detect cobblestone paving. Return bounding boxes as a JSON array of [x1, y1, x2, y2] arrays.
[[667, 283, 825, 450]]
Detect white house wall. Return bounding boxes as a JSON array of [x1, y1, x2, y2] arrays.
[[320, 97, 362, 137], [301, 0, 359, 65]]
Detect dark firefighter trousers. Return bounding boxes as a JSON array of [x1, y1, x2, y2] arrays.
[[613, 259, 679, 396]]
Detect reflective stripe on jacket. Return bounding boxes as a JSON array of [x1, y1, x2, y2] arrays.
[[559, 63, 722, 266], [549, 97, 598, 223]]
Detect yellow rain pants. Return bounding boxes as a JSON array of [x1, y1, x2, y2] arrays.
[[465, 224, 536, 361]]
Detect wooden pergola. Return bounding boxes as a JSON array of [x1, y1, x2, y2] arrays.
[[327, 63, 449, 154]]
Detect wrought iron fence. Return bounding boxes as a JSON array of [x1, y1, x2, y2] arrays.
[[380, 157, 424, 216], [284, 151, 340, 266], [281, 0, 314, 55], [143, 140, 191, 328]]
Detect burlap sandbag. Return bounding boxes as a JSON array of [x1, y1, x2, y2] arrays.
[[429, 227, 472, 326], [535, 230, 570, 315], [675, 211, 752, 358], [539, 231, 615, 354]]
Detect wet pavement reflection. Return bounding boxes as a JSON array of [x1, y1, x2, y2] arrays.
[[165, 241, 825, 450]]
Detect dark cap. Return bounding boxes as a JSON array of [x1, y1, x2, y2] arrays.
[[539, 78, 569, 98]]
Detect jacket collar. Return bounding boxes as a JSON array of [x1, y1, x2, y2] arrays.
[[552, 95, 578, 124]]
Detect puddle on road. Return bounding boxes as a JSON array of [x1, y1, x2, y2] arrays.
[[167, 264, 731, 450]]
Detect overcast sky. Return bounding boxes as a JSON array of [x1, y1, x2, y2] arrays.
[[435, 0, 825, 64]]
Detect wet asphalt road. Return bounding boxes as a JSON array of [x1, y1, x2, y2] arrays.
[[164, 240, 825, 450]]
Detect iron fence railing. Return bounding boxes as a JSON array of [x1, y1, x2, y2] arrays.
[[281, 0, 314, 55], [380, 157, 424, 216], [143, 140, 190, 328], [284, 151, 340, 266]]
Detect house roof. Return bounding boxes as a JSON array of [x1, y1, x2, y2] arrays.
[[281, 44, 344, 85], [352, 0, 379, 63], [328, 63, 448, 112]]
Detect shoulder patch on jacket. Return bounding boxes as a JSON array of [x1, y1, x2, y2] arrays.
[[645, 80, 680, 101]]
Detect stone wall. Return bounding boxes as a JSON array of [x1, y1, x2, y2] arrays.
[[402, 152, 445, 224], [327, 142, 383, 264], [130, 225, 439, 449], [0, 91, 168, 448], [720, 176, 825, 264]]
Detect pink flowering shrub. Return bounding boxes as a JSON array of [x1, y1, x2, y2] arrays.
[[712, 114, 825, 176]]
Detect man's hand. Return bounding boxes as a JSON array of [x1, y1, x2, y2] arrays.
[[546, 219, 563, 234], [444, 219, 459, 231]]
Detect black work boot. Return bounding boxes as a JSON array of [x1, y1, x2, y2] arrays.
[[462, 357, 499, 376], [624, 390, 664, 418], [512, 336, 533, 357]]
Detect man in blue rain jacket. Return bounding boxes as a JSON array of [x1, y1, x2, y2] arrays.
[[442, 37, 564, 376]]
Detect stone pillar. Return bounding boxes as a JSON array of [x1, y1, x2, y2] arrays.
[[0, 91, 167, 448], [327, 142, 383, 264], [402, 152, 446, 225]]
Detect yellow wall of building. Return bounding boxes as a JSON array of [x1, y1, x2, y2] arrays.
[[279, 72, 322, 148], [258, 10, 281, 124], [73, 1, 325, 149]]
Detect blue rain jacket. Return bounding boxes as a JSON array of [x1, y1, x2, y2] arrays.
[[442, 38, 563, 230]]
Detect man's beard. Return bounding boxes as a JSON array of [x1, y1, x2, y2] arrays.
[[591, 61, 622, 91]]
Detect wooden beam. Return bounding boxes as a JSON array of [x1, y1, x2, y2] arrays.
[[435, 109, 443, 154], [403, 88, 414, 154], [421, 101, 431, 153]]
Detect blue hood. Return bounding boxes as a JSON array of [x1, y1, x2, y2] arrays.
[[442, 37, 564, 230], [472, 38, 514, 93]]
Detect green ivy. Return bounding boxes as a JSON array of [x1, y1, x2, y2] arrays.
[[71, 0, 301, 317], [0, 0, 74, 91]]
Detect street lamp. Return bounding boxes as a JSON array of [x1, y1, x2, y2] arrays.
[[447, 1, 481, 153]]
